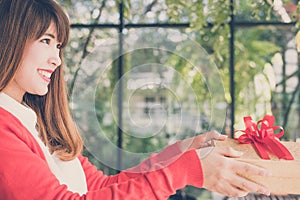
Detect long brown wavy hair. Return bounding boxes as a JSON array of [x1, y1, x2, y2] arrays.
[[0, 0, 83, 161]]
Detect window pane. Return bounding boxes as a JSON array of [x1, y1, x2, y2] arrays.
[[58, 0, 119, 24]]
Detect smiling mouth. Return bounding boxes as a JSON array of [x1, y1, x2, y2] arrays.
[[37, 69, 53, 83]]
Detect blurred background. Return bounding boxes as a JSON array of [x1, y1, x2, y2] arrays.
[[58, 0, 300, 199]]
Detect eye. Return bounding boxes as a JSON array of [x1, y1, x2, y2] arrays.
[[40, 38, 50, 45]]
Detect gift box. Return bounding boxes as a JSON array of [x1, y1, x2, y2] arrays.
[[215, 115, 300, 195]]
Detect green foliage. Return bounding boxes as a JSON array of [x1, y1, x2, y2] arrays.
[[235, 0, 275, 21], [166, 0, 231, 30]]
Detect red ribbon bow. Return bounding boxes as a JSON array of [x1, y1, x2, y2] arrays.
[[236, 115, 294, 160]]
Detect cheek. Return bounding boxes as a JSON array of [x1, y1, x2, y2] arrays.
[[14, 68, 33, 87], [22, 41, 46, 63], [17, 60, 35, 77], [14, 56, 38, 86]]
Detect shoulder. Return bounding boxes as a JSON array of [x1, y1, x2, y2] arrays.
[[0, 107, 45, 159], [0, 107, 30, 140], [0, 107, 21, 127]]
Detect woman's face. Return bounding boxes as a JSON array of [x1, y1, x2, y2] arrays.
[[3, 23, 62, 102]]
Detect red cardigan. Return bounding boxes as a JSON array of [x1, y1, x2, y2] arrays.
[[0, 107, 203, 199]]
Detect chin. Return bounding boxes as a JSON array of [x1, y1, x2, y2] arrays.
[[39, 90, 49, 96], [31, 88, 49, 96]]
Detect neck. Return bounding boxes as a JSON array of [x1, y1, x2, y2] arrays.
[[1, 88, 24, 103]]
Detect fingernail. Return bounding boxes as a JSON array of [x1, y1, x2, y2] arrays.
[[219, 134, 228, 138], [264, 170, 272, 176], [258, 188, 270, 196]]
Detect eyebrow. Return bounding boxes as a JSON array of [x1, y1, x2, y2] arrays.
[[44, 33, 56, 39]]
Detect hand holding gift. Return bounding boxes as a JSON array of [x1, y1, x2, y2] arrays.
[[179, 131, 271, 197]]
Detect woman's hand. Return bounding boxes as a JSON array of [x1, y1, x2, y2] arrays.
[[179, 130, 227, 152], [197, 146, 271, 197]]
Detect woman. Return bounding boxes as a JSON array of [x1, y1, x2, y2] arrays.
[[0, 0, 271, 199]]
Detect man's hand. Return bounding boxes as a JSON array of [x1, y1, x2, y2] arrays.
[[179, 130, 227, 152]]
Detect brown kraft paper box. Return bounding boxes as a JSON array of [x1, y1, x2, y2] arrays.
[[215, 138, 300, 195]]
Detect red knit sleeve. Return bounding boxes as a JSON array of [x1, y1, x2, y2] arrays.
[[79, 145, 203, 199], [0, 108, 203, 200]]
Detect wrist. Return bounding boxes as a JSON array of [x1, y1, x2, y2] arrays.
[[178, 138, 194, 152]]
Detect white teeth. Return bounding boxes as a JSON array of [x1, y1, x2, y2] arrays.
[[38, 70, 52, 79]]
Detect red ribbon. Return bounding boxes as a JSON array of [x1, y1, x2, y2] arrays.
[[236, 115, 294, 160]]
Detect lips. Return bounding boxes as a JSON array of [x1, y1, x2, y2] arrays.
[[37, 69, 54, 83]]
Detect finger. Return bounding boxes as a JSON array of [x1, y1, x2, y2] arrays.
[[182, 132, 218, 150], [234, 160, 272, 177], [227, 184, 249, 197], [195, 131, 227, 148], [201, 130, 226, 142], [230, 173, 270, 196], [210, 130, 227, 141], [209, 181, 249, 197], [217, 146, 244, 158]]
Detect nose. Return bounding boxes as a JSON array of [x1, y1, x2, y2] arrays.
[[48, 49, 61, 68]]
